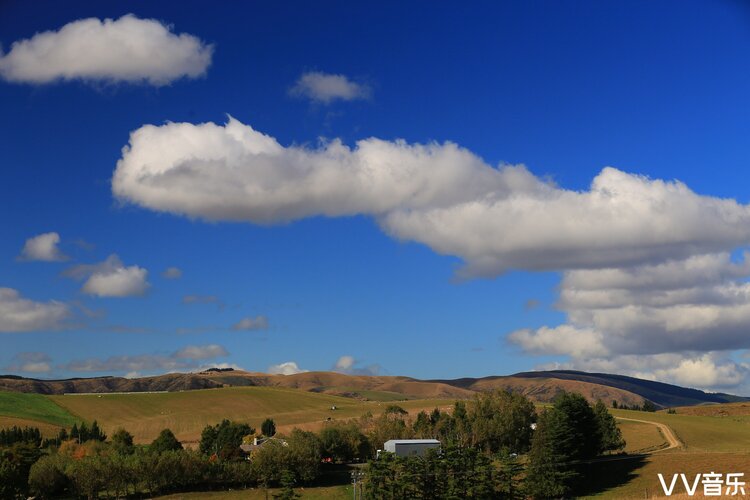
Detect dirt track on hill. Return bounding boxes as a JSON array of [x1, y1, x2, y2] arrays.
[[617, 416, 682, 452]]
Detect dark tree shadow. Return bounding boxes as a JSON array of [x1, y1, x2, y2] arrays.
[[574, 454, 649, 496]]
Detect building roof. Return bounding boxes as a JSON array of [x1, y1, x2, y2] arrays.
[[384, 439, 440, 445]]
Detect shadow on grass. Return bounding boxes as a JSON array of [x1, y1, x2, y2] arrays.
[[575, 454, 649, 496]]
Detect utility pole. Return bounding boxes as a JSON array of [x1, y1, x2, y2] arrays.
[[351, 470, 365, 500]]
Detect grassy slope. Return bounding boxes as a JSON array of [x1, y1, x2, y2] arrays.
[[618, 419, 667, 454], [0, 391, 78, 427], [50, 386, 455, 444], [586, 408, 750, 498]]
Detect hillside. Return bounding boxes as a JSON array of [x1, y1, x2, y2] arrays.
[[508, 370, 748, 407], [1, 369, 746, 409]]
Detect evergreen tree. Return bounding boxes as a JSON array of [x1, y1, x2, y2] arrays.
[[526, 407, 578, 499], [593, 400, 626, 454], [150, 428, 183, 454], [273, 468, 301, 499], [262, 418, 277, 437]]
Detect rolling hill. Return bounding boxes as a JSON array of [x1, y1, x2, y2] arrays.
[[1, 368, 746, 409]]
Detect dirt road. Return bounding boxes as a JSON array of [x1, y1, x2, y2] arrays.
[[616, 416, 683, 452]]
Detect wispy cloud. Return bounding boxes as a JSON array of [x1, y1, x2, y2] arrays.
[[289, 71, 370, 103]]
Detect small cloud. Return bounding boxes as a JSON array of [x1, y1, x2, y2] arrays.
[[19, 232, 68, 261], [124, 371, 141, 379], [289, 71, 370, 104], [332, 355, 380, 375], [162, 267, 182, 279], [268, 361, 307, 375], [64, 254, 149, 297], [182, 295, 223, 308], [524, 299, 540, 310], [0, 14, 213, 86], [232, 315, 269, 331], [334, 355, 355, 371]]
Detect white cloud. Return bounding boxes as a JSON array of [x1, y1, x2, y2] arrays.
[[65, 344, 229, 373], [7, 352, 53, 373], [113, 118, 750, 276], [162, 267, 182, 279], [268, 361, 307, 375], [0, 14, 213, 85], [290, 71, 370, 103], [65, 254, 149, 297], [334, 355, 355, 371], [173, 344, 228, 360], [510, 252, 750, 389], [232, 315, 269, 331], [509, 325, 607, 358], [0, 288, 70, 332], [332, 355, 381, 375], [19, 232, 67, 261]]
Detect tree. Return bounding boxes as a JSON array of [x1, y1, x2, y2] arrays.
[[642, 399, 657, 412], [150, 428, 183, 454], [286, 429, 322, 483], [28, 454, 69, 498], [262, 418, 277, 437], [468, 390, 535, 454], [526, 407, 578, 499], [273, 469, 301, 499], [593, 400, 625, 454], [111, 428, 135, 455], [199, 420, 254, 459]]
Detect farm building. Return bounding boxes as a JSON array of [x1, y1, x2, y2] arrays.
[[382, 439, 440, 457]]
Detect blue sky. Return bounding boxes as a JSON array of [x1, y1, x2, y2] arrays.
[[2, 1, 750, 390]]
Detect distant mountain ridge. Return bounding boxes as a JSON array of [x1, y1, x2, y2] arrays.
[[0, 369, 745, 409], [510, 370, 748, 408]]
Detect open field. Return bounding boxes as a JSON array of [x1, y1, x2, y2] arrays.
[[612, 408, 750, 453], [582, 407, 750, 498], [618, 418, 668, 454], [0, 391, 77, 427], [45, 387, 455, 444]]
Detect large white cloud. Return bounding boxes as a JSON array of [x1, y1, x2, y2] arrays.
[[289, 72, 370, 103], [510, 252, 750, 389], [0, 288, 70, 332], [19, 232, 68, 261], [0, 14, 213, 85], [64, 254, 149, 297], [113, 118, 750, 276]]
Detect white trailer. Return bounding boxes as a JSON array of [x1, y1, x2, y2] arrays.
[[382, 439, 441, 457]]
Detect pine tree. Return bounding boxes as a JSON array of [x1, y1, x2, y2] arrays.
[[593, 400, 626, 453]]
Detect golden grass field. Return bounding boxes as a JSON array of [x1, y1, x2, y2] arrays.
[[47, 386, 456, 445]]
